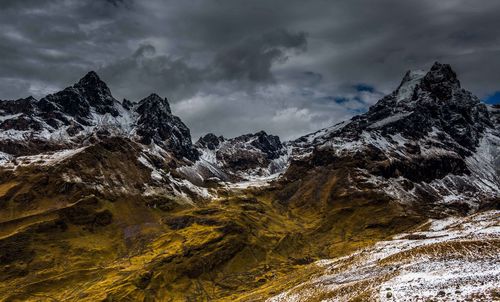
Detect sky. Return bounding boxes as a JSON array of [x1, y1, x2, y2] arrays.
[[1, 0, 500, 141]]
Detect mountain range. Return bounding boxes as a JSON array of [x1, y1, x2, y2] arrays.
[[0, 62, 498, 301]]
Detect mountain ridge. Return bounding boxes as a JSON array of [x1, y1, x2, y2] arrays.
[[0, 62, 498, 206]]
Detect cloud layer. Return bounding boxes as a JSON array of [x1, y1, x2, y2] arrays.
[[1, 0, 500, 140]]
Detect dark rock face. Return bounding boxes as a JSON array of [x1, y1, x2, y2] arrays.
[[0, 97, 41, 131], [122, 99, 133, 111], [421, 62, 460, 100], [373, 152, 470, 183], [134, 94, 199, 161], [135, 93, 171, 115], [0, 96, 37, 115], [1, 115, 41, 132]]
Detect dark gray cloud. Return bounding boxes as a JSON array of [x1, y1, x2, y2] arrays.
[[98, 29, 307, 102], [1, 0, 500, 140], [209, 29, 307, 82]]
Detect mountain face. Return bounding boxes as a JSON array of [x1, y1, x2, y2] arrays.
[[0, 63, 498, 301], [294, 62, 491, 149]]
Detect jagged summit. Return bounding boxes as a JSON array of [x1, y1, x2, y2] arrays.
[[135, 93, 197, 160], [73, 70, 114, 102], [395, 69, 426, 103], [197, 130, 284, 160], [76, 70, 104, 86], [38, 69, 119, 120], [187, 130, 287, 181], [296, 62, 491, 151], [420, 62, 461, 101], [393, 62, 460, 104], [425, 62, 461, 87]]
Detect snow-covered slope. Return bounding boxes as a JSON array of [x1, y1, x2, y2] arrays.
[[269, 210, 500, 302]]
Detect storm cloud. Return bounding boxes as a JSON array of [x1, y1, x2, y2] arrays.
[[1, 0, 500, 140]]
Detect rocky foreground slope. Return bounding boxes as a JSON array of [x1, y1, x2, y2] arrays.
[[0, 63, 498, 301]]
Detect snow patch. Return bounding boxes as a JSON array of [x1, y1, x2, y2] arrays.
[[368, 112, 413, 129], [4, 147, 87, 168], [395, 70, 425, 103]]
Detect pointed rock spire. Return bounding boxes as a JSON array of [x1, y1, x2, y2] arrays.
[[424, 62, 460, 87], [39, 70, 119, 120], [75, 71, 113, 96], [78, 70, 101, 82]]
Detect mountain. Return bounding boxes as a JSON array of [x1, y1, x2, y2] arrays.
[[0, 63, 498, 301], [288, 62, 499, 214]]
